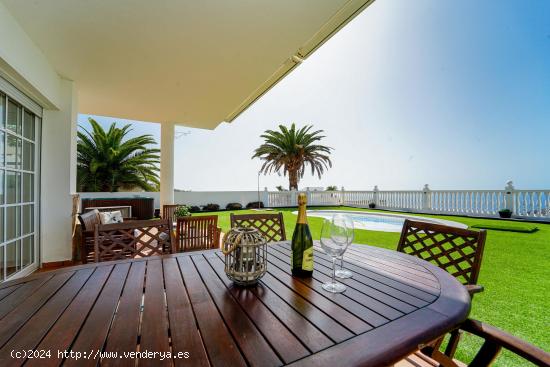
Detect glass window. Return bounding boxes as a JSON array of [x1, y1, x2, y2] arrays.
[[7, 99, 21, 134], [0, 170, 3, 204], [23, 110, 35, 140], [6, 135, 21, 169], [0, 208, 3, 243], [0, 131, 4, 167], [23, 141, 34, 171], [23, 173, 33, 203], [6, 206, 21, 241], [1, 91, 39, 280], [0, 246, 4, 281], [6, 241, 19, 277], [6, 171, 21, 204], [0, 94, 4, 128], [23, 204, 33, 235], [23, 236, 33, 268]]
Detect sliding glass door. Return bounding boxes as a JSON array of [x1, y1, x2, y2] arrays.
[[0, 90, 40, 281]]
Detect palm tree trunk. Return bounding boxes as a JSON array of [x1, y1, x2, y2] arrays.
[[288, 170, 299, 191]]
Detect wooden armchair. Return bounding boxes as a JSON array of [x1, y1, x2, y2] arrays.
[[78, 209, 102, 263], [397, 219, 487, 358], [396, 319, 550, 367], [176, 215, 221, 252], [230, 212, 286, 242], [397, 219, 487, 295], [78, 209, 138, 263], [94, 219, 176, 262], [162, 204, 184, 222]]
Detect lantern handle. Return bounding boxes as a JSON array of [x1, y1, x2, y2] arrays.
[[222, 231, 244, 255]]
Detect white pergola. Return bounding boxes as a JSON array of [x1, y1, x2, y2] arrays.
[[0, 0, 375, 264]]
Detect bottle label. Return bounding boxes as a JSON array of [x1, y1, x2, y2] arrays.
[[302, 247, 313, 271]]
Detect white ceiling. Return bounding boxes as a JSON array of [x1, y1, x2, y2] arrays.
[[2, 0, 374, 129]]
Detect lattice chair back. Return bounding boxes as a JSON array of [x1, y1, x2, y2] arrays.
[[176, 215, 221, 252], [230, 213, 287, 242], [397, 219, 486, 286], [94, 219, 175, 262]]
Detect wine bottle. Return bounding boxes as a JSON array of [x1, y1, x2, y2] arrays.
[[291, 193, 314, 277]]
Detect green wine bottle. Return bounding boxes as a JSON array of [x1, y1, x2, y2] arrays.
[[291, 193, 313, 277]]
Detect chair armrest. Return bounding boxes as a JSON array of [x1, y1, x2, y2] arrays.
[[214, 227, 222, 248], [461, 319, 550, 366], [465, 284, 484, 296]]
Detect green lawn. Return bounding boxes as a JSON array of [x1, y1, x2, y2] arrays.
[[195, 206, 549, 366]]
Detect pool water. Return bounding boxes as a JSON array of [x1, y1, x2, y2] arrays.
[[303, 210, 466, 232]]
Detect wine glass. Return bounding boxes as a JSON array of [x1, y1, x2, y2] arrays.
[[334, 214, 354, 279], [320, 216, 351, 293]]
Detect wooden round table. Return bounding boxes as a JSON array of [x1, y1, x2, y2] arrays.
[[0, 241, 470, 367]]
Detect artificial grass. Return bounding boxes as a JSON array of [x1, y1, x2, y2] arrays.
[[471, 223, 538, 233], [196, 207, 549, 367]]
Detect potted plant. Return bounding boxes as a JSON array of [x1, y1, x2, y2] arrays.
[[174, 205, 191, 219], [498, 208, 512, 219], [368, 202, 376, 209]]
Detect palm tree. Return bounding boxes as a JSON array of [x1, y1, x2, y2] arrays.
[[252, 123, 332, 190], [77, 118, 160, 192]]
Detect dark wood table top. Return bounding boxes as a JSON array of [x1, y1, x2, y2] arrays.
[[0, 241, 470, 367]]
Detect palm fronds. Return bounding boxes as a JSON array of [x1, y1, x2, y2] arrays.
[[77, 118, 160, 192], [252, 123, 332, 190]]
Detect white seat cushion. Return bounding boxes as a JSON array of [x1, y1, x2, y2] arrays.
[[99, 211, 124, 224]]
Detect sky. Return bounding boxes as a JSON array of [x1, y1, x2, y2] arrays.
[[78, 0, 550, 191]]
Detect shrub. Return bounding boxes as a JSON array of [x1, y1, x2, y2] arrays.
[[173, 205, 191, 218], [189, 205, 201, 213], [226, 202, 243, 210], [203, 203, 220, 212], [246, 201, 264, 209]]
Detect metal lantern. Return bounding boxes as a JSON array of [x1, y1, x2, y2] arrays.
[[222, 227, 267, 286]]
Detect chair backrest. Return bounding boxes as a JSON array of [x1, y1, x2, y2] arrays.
[[397, 219, 486, 285], [162, 204, 190, 222], [176, 215, 220, 252], [162, 204, 182, 222], [94, 219, 175, 262], [78, 209, 101, 232], [230, 212, 286, 242]]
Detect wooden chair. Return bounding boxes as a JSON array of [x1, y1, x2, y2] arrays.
[[176, 215, 221, 252], [94, 219, 176, 262], [397, 219, 487, 358], [230, 212, 287, 242], [162, 204, 184, 222], [78, 209, 101, 263], [395, 318, 550, 367]]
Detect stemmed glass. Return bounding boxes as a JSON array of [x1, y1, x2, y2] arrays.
[[320, 215, 352, 293], [335, 214, 354, 279]]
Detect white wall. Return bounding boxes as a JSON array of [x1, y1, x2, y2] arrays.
[[175, 191, 262, 208], [40, 79, 78, 263], [0, 4, 78, 264], [0, 2, 61, 109]]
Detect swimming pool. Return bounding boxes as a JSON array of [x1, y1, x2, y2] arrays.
[[301, 210, 467, 232]]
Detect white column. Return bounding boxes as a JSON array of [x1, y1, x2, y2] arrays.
[[422, 184, 431, 211], [373, 185, 379, 207], [160, 122, 175, 209], [40, 78, 78, 264], [504, 180, 515, 212]]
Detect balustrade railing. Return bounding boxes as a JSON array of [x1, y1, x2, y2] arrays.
[[263, 183, 550, 219]]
